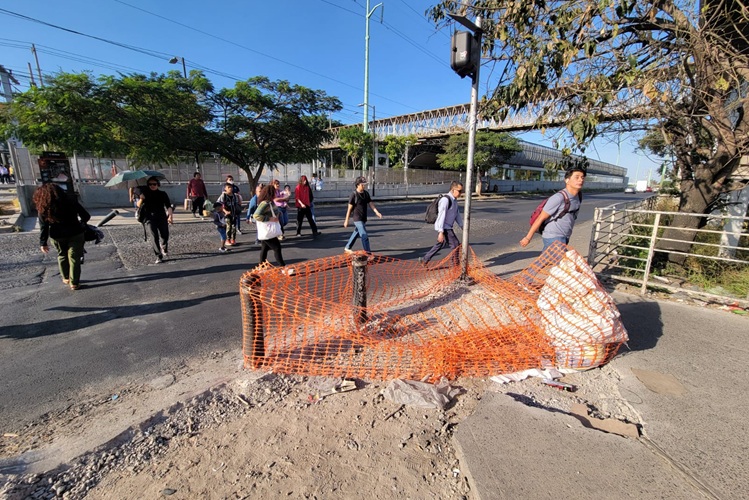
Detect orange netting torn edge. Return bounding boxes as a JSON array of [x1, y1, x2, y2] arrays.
[[240, 241, 629, 382]]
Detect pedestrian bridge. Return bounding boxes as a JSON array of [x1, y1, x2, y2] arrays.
[[323, 101, 631, 178]]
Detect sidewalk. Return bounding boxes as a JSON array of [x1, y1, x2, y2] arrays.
[[455, 222, 748, 499]]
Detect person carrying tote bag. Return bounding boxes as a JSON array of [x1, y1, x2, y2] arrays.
[[253, 184, 286, 266]]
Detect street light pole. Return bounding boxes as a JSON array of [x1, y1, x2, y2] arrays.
[[358, 102, 377, 194], [169, 56, 187, 78], [362, 0, 383, 179]]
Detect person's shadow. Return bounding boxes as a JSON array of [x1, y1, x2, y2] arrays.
[[614, 299, 664, 353]]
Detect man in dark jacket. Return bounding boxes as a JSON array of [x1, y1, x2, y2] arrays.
[[138, 176, 173, 263]]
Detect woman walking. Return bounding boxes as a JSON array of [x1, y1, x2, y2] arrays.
[[33, 183, 91, 290], [253, 184, 286, 267], [294, 175, 320, 237], [138, 176, 173, 263]]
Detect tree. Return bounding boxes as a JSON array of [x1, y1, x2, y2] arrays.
[[0, 72, 129, 157], [437, 131, 521, 194], [437, 131, 521, 171], [338, 126, 372, 171], [382, 134, 418, 168], [203, 77, 341, 189], [430, 0, 749, 261], [1, 72, 341, 191]]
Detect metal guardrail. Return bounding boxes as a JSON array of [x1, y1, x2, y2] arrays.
[[588, 196, 749, 304]]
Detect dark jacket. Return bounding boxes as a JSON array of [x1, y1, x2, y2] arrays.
[[39, 198, 90, 246], [141, 189, 171, 222]]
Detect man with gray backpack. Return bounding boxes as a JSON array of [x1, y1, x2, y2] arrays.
[[420, 181, 464, 266]]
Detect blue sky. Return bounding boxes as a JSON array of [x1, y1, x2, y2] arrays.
[[1, 0, 661, 182]]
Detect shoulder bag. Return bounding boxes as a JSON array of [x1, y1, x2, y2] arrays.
[[256, 203, 283, 240]]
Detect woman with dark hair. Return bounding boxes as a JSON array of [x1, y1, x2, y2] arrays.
[[137, 176, 173, 264], [33, 183, 91, 290], [253, 183, 286, 267], [294, 175, 320, 237]]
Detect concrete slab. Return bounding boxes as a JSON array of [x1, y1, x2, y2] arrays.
[[453, 391, 697, 499]]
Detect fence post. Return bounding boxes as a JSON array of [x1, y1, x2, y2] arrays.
[[607, 210, 616, 261], [240, 272, 265, 368], [641, 212, 661, 294], [588, 207, 601, 267], [352, 254, 368, 325]]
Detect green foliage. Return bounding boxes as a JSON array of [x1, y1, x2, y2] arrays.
[[1, 71, 342, 188], [382, 134, 418, 168], [429, 0, 749, 218], [338, 126, 372, 170], [436, 131, 521, 172]]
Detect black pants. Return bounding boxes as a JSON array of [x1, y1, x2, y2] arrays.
[[192, 196, 205, 215], [146, 218, 169, 257], [259, 237, 285, 266], [296, 207, 318, 234]]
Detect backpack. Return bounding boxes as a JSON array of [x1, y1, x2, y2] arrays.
[[425, 194, 452, 224], [529, 190, 582, 234]]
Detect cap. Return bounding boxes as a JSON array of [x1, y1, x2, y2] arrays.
[[355, 176, 367, 187]]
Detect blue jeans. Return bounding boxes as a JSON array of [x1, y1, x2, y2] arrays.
[[346, 221, 371, 253], [542, 235, 569, 252], [277, 206, 288, 232]]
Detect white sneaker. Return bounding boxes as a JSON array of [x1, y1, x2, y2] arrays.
[[219, 247, 227, 253], [278, 235, 285, 241], [155, 257, 163, 264], [344, 247, 353, 254], [283, 268, 295, 276]]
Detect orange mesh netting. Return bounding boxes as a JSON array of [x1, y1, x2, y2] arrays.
[[240, 241, 628, 381]]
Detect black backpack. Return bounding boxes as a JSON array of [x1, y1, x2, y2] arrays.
[[425, 194, 452, 224]]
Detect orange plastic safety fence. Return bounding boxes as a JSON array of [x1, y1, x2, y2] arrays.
[[240, 241, 628, 381]]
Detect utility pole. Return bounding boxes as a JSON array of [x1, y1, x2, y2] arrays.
[[27, 63, 37, 87], [361, 0, 383, 178], [449, 11, 483, 279], [31, 44, 43, 87]]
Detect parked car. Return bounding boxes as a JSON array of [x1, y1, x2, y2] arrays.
[[624, 186, 636, 194], [645, 186, 653, 192]]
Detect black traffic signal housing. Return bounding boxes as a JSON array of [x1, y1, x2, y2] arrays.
[[450, 31, 480, 79]]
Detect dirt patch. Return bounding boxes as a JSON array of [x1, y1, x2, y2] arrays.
[[1, 354, 643, 500]]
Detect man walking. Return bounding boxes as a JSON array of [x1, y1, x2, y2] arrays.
[[343, 176, 382, 254], [520, 166, 586, 251], [420, 181, 464, 266], [187, 172, 208, 219]]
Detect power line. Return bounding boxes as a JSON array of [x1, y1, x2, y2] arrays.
[[112, 0, 423, 112]]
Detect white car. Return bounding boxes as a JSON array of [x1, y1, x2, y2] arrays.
[[624, 186, 636, 193]]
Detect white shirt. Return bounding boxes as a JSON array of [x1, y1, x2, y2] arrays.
[[434, 192, 462, 232]]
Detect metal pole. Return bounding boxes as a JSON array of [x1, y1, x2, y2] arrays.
[[181, 58, 187, 79], [371, 105, 376, 196], [31, 44, 43, 87], [460, 17, 482, 280], [404, 141, 410, 198], [362, 0, 383, 178], [641, 213, 661, 294]]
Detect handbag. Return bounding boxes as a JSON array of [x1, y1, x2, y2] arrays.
[[256, 203, 283, 240]]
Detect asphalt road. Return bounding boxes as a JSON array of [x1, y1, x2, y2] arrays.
[[0, 191, 645, 428]]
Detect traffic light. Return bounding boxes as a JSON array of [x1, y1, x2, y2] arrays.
[[451, 31, 480, 79]]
